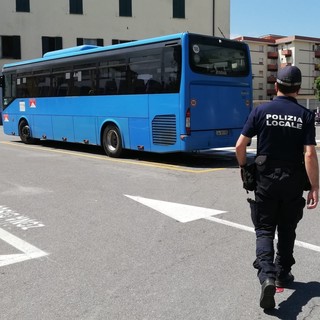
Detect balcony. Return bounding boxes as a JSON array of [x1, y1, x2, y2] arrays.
[[282, 49, 292, 57], [267, 75, 277, 83], [267, 64, 278, 71], [267, 89, 276, 96], [268, 51, 278, 59], [315, 50, 320, 58]]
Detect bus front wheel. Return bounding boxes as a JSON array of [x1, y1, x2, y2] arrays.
[[102, 125, 123, 157], [19, 120, 35, 144]]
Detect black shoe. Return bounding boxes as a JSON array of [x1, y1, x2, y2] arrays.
[[275, 272, 294, 288], [260, 278, 276, 309]]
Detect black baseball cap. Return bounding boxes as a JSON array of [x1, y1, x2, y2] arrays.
[[276, 66, 301, 86]]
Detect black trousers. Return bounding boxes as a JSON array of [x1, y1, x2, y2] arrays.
[[249, 166, 305, 284]]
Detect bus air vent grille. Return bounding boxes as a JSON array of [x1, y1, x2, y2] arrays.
[[152, 115, 177, 145]]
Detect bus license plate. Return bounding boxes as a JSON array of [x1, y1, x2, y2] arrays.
[[216, 129, 229, 136]]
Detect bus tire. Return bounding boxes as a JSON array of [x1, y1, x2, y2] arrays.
[[102, 125, 123, 157], [19, 120, 36, 144]]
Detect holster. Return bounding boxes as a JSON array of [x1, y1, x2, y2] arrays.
[[241, 163, 256, 191]]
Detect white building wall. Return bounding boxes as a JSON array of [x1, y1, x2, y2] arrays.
[[0, 0, 230, 65], [244, 41, 269, 100], [278, 39, 316, 96]]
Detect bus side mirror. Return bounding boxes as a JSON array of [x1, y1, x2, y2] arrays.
[[0, 76, 3, 88]]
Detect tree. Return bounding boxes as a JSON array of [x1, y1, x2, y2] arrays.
[[315, 76, 320, 101]]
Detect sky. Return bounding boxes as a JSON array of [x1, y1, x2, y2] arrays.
[[230, 0, 320, 39]]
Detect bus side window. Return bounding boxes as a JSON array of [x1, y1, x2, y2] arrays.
[[37, 74, 51, 97], [3, 73, 16, 108], [16, 76, 29, 97], [73, 64, 97, 96], [27, 76, 40, 97], [163, 46, 181, 93], [129, 49, 161, 94], [104, 79, 117, 95], [98, 59, 126, 95], [52, 71, 71, 96]]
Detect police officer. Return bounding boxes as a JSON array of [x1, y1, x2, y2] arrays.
[[235, 65, 319, 310]]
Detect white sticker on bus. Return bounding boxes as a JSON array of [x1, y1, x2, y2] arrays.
[[19, 101, 26, 112]]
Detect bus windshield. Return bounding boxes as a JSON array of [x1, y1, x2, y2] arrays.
[[189, 35, 249, 77]]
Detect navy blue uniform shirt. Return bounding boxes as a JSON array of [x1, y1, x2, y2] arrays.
[[242, 96, 316, 163]]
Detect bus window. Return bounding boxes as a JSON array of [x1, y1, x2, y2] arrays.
[[36, 73, 51, 97], [163, 46, 181, 93], [3, 73, 16, 108], [128, 49, 162, 94], [73, 63, 97, 95], [52, 67, 72, 96], [98, 58, 126, 95], [16, 73, 30, 97], [189, 37, 249, 77]]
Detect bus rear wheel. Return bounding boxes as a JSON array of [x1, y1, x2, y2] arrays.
[[19, 120, 36, 144], [102, 125, 123, 157]]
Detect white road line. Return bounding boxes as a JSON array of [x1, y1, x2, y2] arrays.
[[206, 216, 320, 253], [0, 227, 48, 267]]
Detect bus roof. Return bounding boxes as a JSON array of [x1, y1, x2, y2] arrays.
[[2, 32, 189, 71]]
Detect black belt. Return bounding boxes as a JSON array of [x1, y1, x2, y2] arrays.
[[267, 159, 303, 169]]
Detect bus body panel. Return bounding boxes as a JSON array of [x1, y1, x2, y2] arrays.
[[189, 81, 251, 131], [74, 116, 97, 144], [181, 127, 244, 151], [128, 118, 150, 151], [184, 80, 251, 149], [148, 93, 181, 153], [32, 115, 53, 139]]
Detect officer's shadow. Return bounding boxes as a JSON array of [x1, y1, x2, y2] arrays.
[[265, 281, 320, 319]]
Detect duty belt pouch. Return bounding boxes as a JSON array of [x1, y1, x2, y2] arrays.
[[255, 155, 267, 172]]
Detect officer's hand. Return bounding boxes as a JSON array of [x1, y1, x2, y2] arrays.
[[307, 188, 319, 209]]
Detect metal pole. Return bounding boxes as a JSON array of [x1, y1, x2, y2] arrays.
[[213, 0, 215, 36]]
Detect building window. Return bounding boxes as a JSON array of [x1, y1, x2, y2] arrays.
[[42, 37, 63, 55], [119, 0, 132, 17], [173, 0, 185, 18], [77, 38, 104, 46], [1, 36, 21, 59], [112, 39, 134, 45], [70, 0, 83, 14], [16, 0, 30, 12]]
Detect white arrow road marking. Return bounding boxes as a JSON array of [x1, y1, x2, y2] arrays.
[[0, 227, 48, 267], [125, 195, 226, 223], [126, 195, 320, 253]]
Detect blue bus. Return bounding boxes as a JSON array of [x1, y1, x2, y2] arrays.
[[0, 32, 252, 157]]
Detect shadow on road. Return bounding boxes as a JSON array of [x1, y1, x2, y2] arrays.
[[265, 281, 320, 319], [10, 139, 248, 169]]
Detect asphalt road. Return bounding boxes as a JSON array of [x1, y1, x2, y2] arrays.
[[1, 127, 320, 320]]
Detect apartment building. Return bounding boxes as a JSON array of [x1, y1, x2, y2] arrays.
[[0, 0, 230, 67], [235, 34, 320, 108]]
